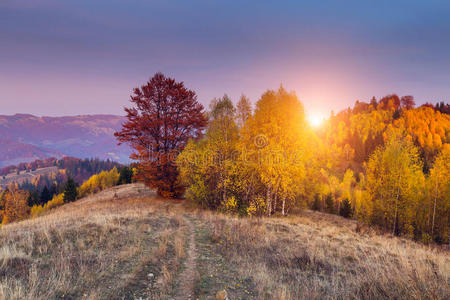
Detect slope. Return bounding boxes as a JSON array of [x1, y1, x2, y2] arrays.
[[0, 183, 448, 299]]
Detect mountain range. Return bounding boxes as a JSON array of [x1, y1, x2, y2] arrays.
[[0, 114, 131, 167]]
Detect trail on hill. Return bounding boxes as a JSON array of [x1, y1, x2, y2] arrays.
[[174, 216, 198, 300]]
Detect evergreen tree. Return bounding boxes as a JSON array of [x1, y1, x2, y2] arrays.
[[325, 193, 335, 214], [40, 186, 52, 205], [312, 193, 322, 211], [118, 167, 133, 185], [339, 198, 352, 218], [27, 190, 40, 207], [63, 177, 78, 203]]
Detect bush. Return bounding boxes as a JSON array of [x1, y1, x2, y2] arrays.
[[30, 205, 45, 218]]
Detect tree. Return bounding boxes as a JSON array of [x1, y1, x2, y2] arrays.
[[339, 198, 352, 218], [0, 189, 7, 222], [325, 193, 335, 214], [27, 190, 40, 207], [370, 96, 377, 108], [178, 95, 240, 210], [2, 186, 29, 224], [63, 177, 78, 203], [312, 193, 322, 211], [427, 147, 450, 242], [40, 186, 52, 205], [365, 131, 424, 235], [401, 95, 415, 110], [236, 94, 252, 128], [240, 87, 310, 216], [115, 73, 207, 198], [118, 166, 134, 185]]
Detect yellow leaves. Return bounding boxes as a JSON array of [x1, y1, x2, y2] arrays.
[[220, 196, 238, 214], [78, 167, 120, 197], [45, 193, 64, 210], [393, 106, 450, 155], [30, 205, 44, 218], [247, 196, 266, 216], [365, 131, 425, 233], [30, 193, 65, 218], [2, 187, 29, 224]]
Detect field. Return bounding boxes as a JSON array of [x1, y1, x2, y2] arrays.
[[0, 183, 448, 300]]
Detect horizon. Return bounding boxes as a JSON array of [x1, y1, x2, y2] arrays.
[[2, 0, 450, 118]]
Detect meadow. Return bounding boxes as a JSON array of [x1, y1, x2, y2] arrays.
[[0, 184, 448, 300]]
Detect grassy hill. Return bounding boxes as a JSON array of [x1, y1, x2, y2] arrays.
[[0, 184, 448, 299]]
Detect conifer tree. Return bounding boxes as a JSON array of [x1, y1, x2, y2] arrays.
[[40, 186, 52, 205], [312, 193, 322, 211], [118, 167, 133, 184], [339, 198, 352, 218], [325, 193, 335, 214], [63, 177, 78, 203]]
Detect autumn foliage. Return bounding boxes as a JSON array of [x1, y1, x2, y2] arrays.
[[115, 73, 207, 197], [178, 91, 449, 243], [1, 185, 29, 224]]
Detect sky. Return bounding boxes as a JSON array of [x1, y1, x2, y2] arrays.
[[1, 0, 450, 118]]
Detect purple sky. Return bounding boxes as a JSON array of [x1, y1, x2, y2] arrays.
[[1, 0, 450, 118]]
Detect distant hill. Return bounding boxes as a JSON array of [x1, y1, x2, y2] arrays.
[[0, 114, 131, 166]]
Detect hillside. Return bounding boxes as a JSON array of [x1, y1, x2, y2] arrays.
[[0, 166, 58, 188], [0, 138, 62, 167], [0, 114, 130, 166], [0, 184, 448, 299]]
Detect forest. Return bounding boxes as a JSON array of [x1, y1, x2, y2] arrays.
[[116, 73, 449, 244], [174, 92, 449, 243]]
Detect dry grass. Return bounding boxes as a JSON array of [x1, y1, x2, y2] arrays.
[[0, 183, 448, 299], [0, 183, 187, 300], [199, 209, 450, 299]]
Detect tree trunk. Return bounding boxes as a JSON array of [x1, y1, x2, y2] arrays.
[[393, 184, 400, 235], [266, 185, 272, 217], [432, 179, 438, 237], [282, 196, 286, 216], [273, 192, 278, 214]]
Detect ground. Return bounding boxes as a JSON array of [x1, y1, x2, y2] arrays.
[[0, 183, 448, 300]]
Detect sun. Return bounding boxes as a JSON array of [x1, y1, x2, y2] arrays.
[[308, 113, 324, 127]]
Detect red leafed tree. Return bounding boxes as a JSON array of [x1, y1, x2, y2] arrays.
[[115, 73, 207, 197]]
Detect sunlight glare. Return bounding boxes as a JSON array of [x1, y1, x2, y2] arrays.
[[308, 113, 324, 127]]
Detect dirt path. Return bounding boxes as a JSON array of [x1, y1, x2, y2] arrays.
[[174, 216, 198, 300]]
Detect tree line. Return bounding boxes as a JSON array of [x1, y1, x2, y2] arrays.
[[0, 166, 135, 224]]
